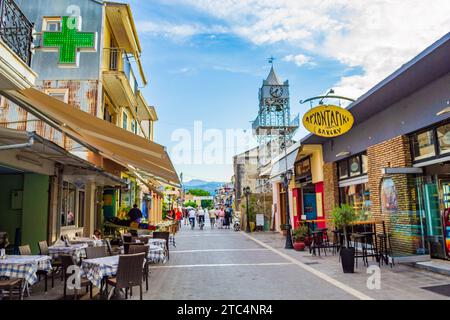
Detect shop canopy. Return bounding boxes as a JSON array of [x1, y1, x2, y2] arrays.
[[0, 126, 126, 186], [2, 88, 180, 186], [270, 142, 301, 180]]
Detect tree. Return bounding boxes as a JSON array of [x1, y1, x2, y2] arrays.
[[184, 200, 198, 208], [187, 189, 211, 197]]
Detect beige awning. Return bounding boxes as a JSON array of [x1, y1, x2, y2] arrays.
[[2, 88, 180, 185]]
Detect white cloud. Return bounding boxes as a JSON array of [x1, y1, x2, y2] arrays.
[[136, 20, 228, 39], [283, 54, 314, 67], [169, 0, 450, 98]]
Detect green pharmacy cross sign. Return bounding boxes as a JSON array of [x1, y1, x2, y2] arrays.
[[42, 16, 97, 67]]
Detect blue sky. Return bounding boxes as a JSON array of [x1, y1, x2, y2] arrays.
[[127, 0, 450, 182]]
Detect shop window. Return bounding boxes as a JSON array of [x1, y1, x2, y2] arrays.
[[412, 130, 436, 161], [437, 123, 450, 155], [338, 161, 348, 179], [349, 156, 361, 177], [339, 183, 371, 219]]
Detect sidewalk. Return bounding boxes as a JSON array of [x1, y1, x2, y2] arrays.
[[247, 231, 450, 300], [415, 260, 450, 276]]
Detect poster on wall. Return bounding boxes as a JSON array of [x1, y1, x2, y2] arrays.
[[381, 178, 398, 213]]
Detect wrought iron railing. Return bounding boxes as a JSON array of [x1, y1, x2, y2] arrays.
[[252, 113, 300, 130], [0, 0, 33, 66]]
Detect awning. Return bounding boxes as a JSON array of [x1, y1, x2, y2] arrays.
[[2, 88, 180, 186], [0, 126, 126, 186], [270, 148, 298, 179]]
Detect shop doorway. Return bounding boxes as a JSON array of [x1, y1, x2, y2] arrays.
[[302, 185, 317, 229]]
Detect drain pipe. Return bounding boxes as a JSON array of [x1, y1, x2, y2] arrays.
[[0, 136, 34, 151]]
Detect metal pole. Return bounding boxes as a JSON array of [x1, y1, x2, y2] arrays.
[[283, 116, 293, 249]]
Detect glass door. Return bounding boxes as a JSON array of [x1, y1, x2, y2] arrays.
[[439, 178, 450, 259]]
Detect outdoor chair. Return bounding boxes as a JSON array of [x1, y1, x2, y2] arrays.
[[0, 278, 23, 300], [19, 244, 52, 292], [124, 242, 145, 254], [105, 239, 121, 256], [152, 232, 170, 260], [138, 237, 149, 244], [128, 245, 150, 291], [38, 240, 63, 282], [60, 254, 93, 300], [105, 253, 145, 300], [85, 246, 107, 259]]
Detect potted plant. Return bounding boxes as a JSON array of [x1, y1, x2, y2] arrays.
[[331, 204, 357, 273], [279, 224, 287, 236], [292, 224, 309, 251]]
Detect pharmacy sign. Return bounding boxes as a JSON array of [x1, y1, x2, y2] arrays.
[[42, 16, 97, 67]]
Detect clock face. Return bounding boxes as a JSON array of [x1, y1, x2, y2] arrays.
[[270, 86, 283, 98]]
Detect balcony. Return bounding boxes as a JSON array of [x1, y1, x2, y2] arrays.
[[0, 0, 36, 90], [252, 113, 300, 135], [102, 48, 139, 110]]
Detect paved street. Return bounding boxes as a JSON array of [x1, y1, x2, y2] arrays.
[[136, 219, 450, 300]]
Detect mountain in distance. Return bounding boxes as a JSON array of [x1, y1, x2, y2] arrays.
[[183, 179, 225, 195]]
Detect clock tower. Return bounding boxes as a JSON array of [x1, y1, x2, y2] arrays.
[[252, 64, 299, 146]]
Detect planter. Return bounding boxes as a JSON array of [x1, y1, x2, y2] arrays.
[[249, 222, 256, 232], [293, 242, 306, 251], [340, 247, 355, 273]]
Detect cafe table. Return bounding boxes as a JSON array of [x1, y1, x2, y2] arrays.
[[0, 255, 52, 295], [81, 255, 119, 288], [48, 243, 88, 263], [69, 237, 104, 247]]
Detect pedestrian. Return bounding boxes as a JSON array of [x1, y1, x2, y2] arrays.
[[128, 204, 143, 223], [183, 208, 189, 225], [175, 208, 182, 229], [188, 207, 196, 229], [225, 206, 233, 230], [218, 207, 225, 229], [209, 207, 216, 229], [198, 207, 205, 229]]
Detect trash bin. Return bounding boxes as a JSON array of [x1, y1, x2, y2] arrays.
[[264, 219, 270, 231]]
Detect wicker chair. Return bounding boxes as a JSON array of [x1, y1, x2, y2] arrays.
[[152, 232, 170, 260], [0, 278, 23, 300], [105, 253, 145, 300], [123, 242, 145, 255], [60, 254, 92, 300], [105, 239, 121, 256], [19, 244, 52, 292], [38, 240, 63, 281], [128, 245, 150, 292], [85, 246, 107, 259]]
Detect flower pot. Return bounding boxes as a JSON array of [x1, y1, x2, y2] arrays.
[[340, 247, 355, 273], [293, 242, 306, 251]]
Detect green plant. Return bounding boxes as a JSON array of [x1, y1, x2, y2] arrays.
[[331, 204, 357, 248], [292, 224, 309, 242], [184, 200, 198, 208]]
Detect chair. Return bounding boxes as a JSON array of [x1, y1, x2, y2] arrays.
[[85, 246, 107, 259], [19, 244, 51, 292], [138, 237, 149, 244], [105, 253, 145, 300], [60, 255, 92, 300], [105, 239, 121, 256], [128, 245, 150, 291], [152, 232, 170, 260], [38, 240, 63, 283], [0, 279, 23, 300]]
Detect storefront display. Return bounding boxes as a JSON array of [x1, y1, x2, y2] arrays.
[[340, 183, 371, 220]]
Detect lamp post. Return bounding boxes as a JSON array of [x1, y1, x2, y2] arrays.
[[281, 169, 294, 249], [243, 187, 251, 233]]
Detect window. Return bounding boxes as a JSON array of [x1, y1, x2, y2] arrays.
[[62, 182, 76, 227], [131, 120, 136, 134], [338, 161, 348, 179], [349, 156, 361, 177], [437, 123, 450, 155], [122, 112, 128, 130], [338, 152, 367, 180], [412, 130, 436, 161], [339, 183, 371, 219], [43, 17, 61, 32], [46, 89, 69, 103]]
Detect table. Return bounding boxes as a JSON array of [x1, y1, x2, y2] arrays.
[[0, 255, 52, 285], [139, 234, 176, 247], [81, 256, 118, 288], [147, 239, 166, 250], [48, 243, 88, 263], [147, 245, 166, 264], [69, 238, 104, 247]]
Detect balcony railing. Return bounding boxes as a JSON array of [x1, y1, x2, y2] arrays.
[[252, 113, 300, 131], [0, 0, 33, 66], [104, 48, 139, 95]]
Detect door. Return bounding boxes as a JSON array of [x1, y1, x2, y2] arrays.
[[439, 179, 450, 258], [303, 193, 317, 230], [423, 183, 446, 258]]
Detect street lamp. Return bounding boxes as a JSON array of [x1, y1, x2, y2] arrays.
[[243, 186, 251, 232], [281, 169, 294, 249]]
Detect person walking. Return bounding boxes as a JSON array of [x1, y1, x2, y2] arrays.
[[188, 207, 196, 230], [198, 207, 205, 229], [209, 207, 216, 229], [175, 208, 182, 229], [218, 207, 225, 229], [225, 206, 233, 230]]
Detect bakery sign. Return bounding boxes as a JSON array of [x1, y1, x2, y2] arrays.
[[303, 105, 354, 138]]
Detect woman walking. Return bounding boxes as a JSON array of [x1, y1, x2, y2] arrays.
[[218, 207, 225, 229]]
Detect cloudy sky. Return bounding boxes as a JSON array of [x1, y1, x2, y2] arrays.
[[128, 0, 450, 182]]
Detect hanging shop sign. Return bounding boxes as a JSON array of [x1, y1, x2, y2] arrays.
[[302, 105, 354, 138], [42, 16, 97, 68]]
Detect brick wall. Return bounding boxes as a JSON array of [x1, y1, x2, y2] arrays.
[[323, 162, 339, 226]]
